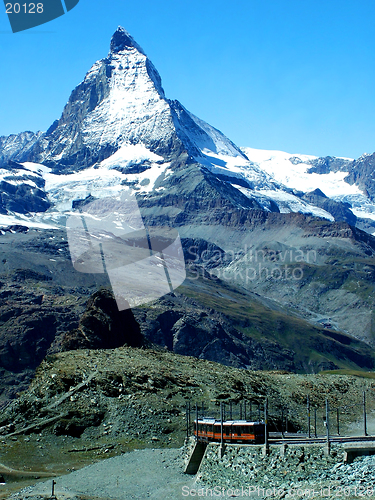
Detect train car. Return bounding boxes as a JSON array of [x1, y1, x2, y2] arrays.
[[194, 418, 266, 444]]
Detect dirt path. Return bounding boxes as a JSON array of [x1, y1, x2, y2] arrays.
[[0, 462, 55, 478]]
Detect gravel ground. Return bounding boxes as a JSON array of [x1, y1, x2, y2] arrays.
[[7, 444, 375, 500], [8, 448, 196, 500]]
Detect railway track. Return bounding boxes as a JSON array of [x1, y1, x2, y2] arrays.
[[268, 433, 375, 445]]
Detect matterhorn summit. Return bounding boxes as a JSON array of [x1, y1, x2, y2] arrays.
[[29, 26, 178, 170], [19, 26, 248, 173]]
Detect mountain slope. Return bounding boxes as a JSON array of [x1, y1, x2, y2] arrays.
[[1, 30, 373, 230], [1, 226, 375, 405]]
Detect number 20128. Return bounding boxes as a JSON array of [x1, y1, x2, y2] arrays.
[[5, 3, 44, 14]]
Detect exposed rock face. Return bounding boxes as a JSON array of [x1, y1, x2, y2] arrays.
[[0, 131, 42, 167], [1, 26, 375, 412], [306, 156, 354, 175], [181, 237, 226, 268], [345, 153, 375, 200], [0, 180, 50, 214], [0, 283, 82, 399], [0, 226, 375, 404], [136, 303, 296, 371], [0, 26, 367, 228], [0, 161, 51, 215], [305, 153, 375, 205], [19, 27, 180, 170], [133, 269, 375, 374], [61, 289, 144, 351], [0, 228, 110, 401], [301, 189, 357, 226]]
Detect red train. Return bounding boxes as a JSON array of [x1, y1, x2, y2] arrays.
[[194, 418, 266, 444]]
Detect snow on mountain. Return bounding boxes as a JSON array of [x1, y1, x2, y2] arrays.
[[79, 46, 171, 154], [243, 187, 334, 220], [242, 147, 359, 198], [338, 193, 375, 222], [99, 141, 163, 170], [20, 162, 51, 175], [0, 160, 52, 218], [241, 146, 375, 230], [27, 27, 176, 170], [16, 27, 255, 177], [42, 144, 169, 214]]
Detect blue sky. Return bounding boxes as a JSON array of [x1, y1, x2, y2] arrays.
[[0, 0, 375, 159]]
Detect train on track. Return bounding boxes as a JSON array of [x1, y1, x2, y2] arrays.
[[194, 418, 267, 444]]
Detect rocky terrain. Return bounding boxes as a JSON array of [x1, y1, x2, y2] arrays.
[[0, 345, 374, 498], [0, 226, 110, 401], [345, 153, 375, 201], [59, 288, 144, 352], [2, 224, 375, 407], [0, 134, 42, 170], [301, 188, 357, 226]]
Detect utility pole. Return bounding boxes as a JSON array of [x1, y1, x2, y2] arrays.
[[325, 399, 330, 456], [195, 403, 198, 442], [307, 395, 311, 439], [220, 402, 225, 458], [263, 398, 269, 456], [314, 408, 317, 438], [363, 391, 368, 437], [51, 480, 56, 498]]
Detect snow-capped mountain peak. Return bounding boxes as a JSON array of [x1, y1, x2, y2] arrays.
[[109, 26, 146, 56], [1, 27, 374, 232], [9, 27, 262, 177]]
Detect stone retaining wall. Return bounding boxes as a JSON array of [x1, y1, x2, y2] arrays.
[[195, 442, 345, 491]]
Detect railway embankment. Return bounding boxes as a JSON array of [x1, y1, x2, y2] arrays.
[[194, 441, 375, 497]]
